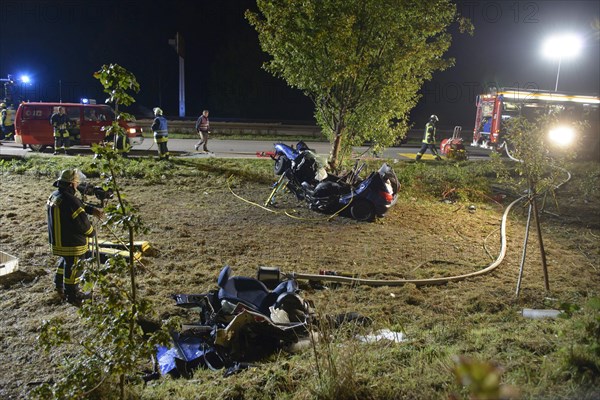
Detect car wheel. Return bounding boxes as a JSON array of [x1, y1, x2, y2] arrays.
[[350, 198, 375, 222], [274, 156, 291, 175], [29, 144, 47, 152]]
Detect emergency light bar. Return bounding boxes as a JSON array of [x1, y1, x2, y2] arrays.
[[498, 89, 600, 105]]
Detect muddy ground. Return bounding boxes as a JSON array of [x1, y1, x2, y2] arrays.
[[0, 162, 598, 399]]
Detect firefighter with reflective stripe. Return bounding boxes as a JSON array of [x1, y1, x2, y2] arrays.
[[50, 106, 71, 155], [0, 102, 16, 141], [47, 169, 104, 305], [416, 114, 442, 161], [151, 107, 169, 160]]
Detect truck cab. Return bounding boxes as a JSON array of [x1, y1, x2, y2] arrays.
[[14, 102, 143, 152]]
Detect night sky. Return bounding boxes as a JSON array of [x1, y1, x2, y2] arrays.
[[1, 0, 599, 129]]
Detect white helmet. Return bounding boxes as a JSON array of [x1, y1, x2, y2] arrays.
[[153, 107, 163, 116], [53, 168, 86, 187], [430, 115, 439, 123]]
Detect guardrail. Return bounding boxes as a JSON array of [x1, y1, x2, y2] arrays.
[[136, 119, 464, 142], [136, 119, 324, 138]]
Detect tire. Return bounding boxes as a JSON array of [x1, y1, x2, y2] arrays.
[[29, 144, 48, 152], [274, 156, 291, 175], [350, 198, 375, 222]]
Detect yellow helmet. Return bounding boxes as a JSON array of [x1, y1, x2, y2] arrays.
[[53, 169, 86, 187], [153, 107, 163, 116]]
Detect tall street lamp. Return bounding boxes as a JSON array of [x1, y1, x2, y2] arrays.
[[542, 34, 583, 92]]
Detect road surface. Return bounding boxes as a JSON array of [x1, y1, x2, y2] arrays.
[[0, 138, 492, 160]]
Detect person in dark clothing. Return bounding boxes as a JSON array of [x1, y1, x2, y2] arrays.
[[416, 114, 442, 161], [50, 106, 71, 155], [47, 169, 104, 305], [194, 109, 210, 152], [151, 107, 169, 160]]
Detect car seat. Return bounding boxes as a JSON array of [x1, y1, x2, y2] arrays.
[[217, 266, 299, 317]]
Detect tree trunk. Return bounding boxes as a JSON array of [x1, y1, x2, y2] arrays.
[[329, 123, 345, 171]]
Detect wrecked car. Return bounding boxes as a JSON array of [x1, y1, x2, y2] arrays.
[[265, 141, 399, 221]]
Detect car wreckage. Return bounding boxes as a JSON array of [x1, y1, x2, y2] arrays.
[[154, 266, 372, 379], [264, 142, 400, 221]]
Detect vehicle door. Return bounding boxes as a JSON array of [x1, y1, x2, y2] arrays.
[[80, 106, 107, 145], [18, 105, 54, 145]]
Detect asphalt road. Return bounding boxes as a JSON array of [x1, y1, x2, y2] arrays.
[[0, 138, 492, 160]]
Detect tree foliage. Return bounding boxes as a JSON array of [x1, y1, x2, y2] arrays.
[[247, 0, 471, 169], [493, 113, 579, 198], [94, 64, 140, 152]]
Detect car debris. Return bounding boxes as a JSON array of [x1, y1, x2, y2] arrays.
[[151, 266, 373, 380]]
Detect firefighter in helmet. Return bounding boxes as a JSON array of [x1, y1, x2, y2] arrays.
[[50, 106, 71, 155], [47, 169, 104, 305], [0, 102, 16, 142], [151, 107, 170, 160], [416, 114, 442, 161]]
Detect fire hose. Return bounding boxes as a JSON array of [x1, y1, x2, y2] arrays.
[[284, 142, 572, 287], [285, 194, 523, 287]]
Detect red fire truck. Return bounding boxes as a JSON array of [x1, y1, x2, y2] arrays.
[[14, 102, 144, 152], [472, 87, 599, 150]]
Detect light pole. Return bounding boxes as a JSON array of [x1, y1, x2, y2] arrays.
[[542, 34, 582, 92], [168, 32, 186, 117]]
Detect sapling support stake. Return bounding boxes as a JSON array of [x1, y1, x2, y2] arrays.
[[515, 196, 533, 299], [532, 187, 550, 291]]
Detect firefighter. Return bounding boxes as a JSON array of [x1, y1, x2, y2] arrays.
[[47, 169, 104, 305], [50, 106, 71, 155], [151, 107, 169, 160], [416, 114, 442, 161], [0, 102, 16, 141]]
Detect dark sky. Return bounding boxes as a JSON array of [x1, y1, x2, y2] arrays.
[[1, 0, 599, 129]]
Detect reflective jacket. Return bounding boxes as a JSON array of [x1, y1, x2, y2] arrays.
[[195, 115, 209, 132], [47, 186, 94, 256], [422, 122, 437, 144], [50, 112, 70, 135], [152, 116, 168, 136], [1, 108, 14, 127]]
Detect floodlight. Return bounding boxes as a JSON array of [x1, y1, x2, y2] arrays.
[[542, 34, 583, 91], [542, 34, 582, 60], [548, 126, 575, 147]]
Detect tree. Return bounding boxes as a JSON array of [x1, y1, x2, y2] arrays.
[[93, 63, 140, 152], [492, 113, 579, 297], [247, 0, 471, 169], [34, 65, 172, 400]]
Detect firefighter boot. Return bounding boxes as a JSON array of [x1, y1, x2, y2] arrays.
[[415, 153, 422, 161], [64, 284, 91, 306], [54, 275, 65, 300]]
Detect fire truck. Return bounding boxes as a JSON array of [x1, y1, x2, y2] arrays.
[[472, 87, 600, 150]]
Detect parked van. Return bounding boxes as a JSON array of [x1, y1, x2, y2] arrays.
[[14, 102, 144, 152]]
